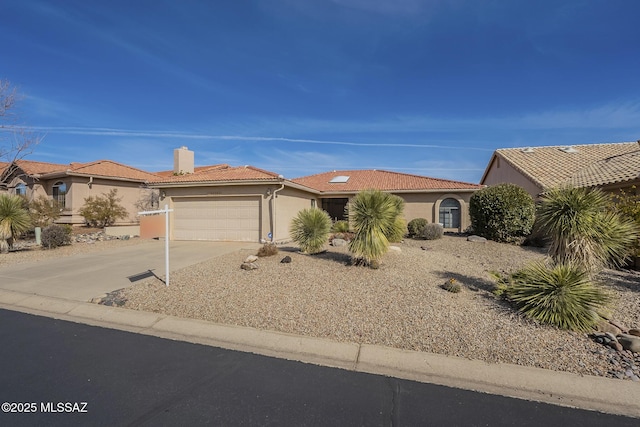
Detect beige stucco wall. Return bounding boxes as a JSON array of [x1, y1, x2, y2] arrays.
[[273, 187, 317, 242], [482, 156, 542, 198], [397, 192, 474, 232]]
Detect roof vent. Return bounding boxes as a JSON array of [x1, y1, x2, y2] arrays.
[[329, 175, 350, 183], [521, 147, 534, 153], [559, 146, 579, 153]]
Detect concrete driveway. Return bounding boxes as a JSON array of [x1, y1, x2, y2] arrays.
[[0, 240, 259, 302]]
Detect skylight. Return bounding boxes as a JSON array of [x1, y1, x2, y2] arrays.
[[559, 146, 579, 153], [329, 175, 350, 183]]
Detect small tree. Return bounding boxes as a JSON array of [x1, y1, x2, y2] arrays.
[[78, 189, 128, 227], [469, 183, 535, 243], [28, 195, 62, 228], [0, 194, 32, 253], [290, 208, 332, 254]]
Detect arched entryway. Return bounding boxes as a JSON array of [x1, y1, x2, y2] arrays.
[[439, 198, 460, 229]]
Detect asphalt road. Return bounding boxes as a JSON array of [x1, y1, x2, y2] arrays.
[[0, 309, 637, 427]]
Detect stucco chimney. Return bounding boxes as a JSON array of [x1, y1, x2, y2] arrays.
[[173, 146, 194, 174]]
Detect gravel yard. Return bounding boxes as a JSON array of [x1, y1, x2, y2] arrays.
[[112, 234, 640, 381]]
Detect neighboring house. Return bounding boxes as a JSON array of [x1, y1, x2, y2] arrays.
[[150, 147, 483, 242], [0, 159, 161, 225], [480, 141, 640, 198]]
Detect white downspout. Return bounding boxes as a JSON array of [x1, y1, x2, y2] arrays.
[[270, 182, 285, 242]]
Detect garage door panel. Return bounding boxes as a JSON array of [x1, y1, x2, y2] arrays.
[[173, 197, 260, 241]]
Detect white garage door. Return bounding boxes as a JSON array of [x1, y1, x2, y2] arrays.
[[173, 197, 260, 241]]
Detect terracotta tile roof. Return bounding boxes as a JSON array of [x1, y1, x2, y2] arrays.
[[3, 159, 160, 182], [67, 160, 161, 181], [154, 164, 230, 177], [149, 164, 282, 184], [292, 169, 482, 193], [489, 142, 639, 189]]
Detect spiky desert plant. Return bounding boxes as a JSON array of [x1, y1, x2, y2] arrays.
[[349, 190, 404, 265], [331, 220, 350, 233], [536, 186, 638, 272], [290, 208, 332, 254], [506, 260, 610, 332], [0, 194, 32, 253]]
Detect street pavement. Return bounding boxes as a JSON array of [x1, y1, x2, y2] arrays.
[[1, 309, 638, 427]]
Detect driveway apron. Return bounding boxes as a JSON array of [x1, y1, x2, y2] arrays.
[[0, 240, 257, 302]]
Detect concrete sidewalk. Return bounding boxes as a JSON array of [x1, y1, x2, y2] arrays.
[[0, 240, 259, 301], [0, 288, 638, 419]]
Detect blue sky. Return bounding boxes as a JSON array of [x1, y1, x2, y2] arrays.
[[2, 0, 640, 183]]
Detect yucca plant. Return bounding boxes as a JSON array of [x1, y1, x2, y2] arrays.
[[349, 190, 404, 265], [0, 194, 32, 253], [290, 208, 332, 254], [331, 220, 350, 233], [506, 260, 610, 332], [536, 186, 638, 272]]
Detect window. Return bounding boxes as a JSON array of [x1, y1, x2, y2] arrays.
[[15, 183, 27, 196], [439, 198, 460, 229], [52, 181, 67, 208]]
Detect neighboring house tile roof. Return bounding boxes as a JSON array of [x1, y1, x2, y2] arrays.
[[154, 164, 231, 177], [3, 159, 160, 182], [149, 165, 282, 184], [483, 142, 639, 190], [292, 169, 483, 193]]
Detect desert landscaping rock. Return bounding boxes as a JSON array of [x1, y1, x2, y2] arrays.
[[280, 256, 292, 263], [617, 334, 640, 353], [241, 262, 258, 270], [629, 328, 640, 337], [117, 235, 640, 381], [467, 235, 487, 243], [244, 255, 259, 263], [331, 238, 347, 247]]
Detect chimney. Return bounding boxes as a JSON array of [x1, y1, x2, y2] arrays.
[[173, 146, 194, 174]]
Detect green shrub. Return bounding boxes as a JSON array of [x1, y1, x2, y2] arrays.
[[0, 194, 32, 253], [536, 186, 638, 272], [349, 190, 405, 266], [41, 224, 73, 249], [469, 183, 535, 243], [78, 189, 128, 227], [423, 223, 443, 240], [257, 242, 278, 257], [290, 208, 332, 254], [332, 220, 350, 233], [407, 218, 428, 238], [28, 195, 62, 228], [501, 261, 610, 332]]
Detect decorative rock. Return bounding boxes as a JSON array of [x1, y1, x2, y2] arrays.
[[244, 255, 259, 263], [241, 262, 258, 270], [617, 334, 640, 353], [607, 341, 623, 352], [280, 256, 292, 263], [389, 246, 401, 252], [420, 246, 429, 251], [331, 238, 347, 247], [628, 328, 640, 337], [467, 235, 487, 243], [596, 319, 622, 336]]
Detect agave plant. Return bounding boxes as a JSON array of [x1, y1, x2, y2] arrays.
[[506, 260, 610, 332], [290, 208, 332, 254], [0, 194, 32, 253], [536, 186, 638, 272], [349, 190, 404, 265]]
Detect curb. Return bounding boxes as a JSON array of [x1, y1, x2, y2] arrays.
[[0, 288, 637, 418]]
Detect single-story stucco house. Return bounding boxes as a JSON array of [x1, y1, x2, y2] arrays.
[[480, 141, 640, 198], [0, 159, 160, 225], [149, 147, 483, 242]]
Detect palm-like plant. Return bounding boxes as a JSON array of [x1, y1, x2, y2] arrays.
[[0, 194, 32, 253], [290, 208, 332, 254], [349, 190, 404, 265], [506, 261, 610, 332], [536, 186, 638, 272]]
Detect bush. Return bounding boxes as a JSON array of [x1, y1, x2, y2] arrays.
[[407, 218, 428, 238], [78, 189, 128, 227], [332, 220, 350, 233], [349, 190, 405, 266], [422, 223, 443, 240], [469, 183, 535, 243], [536, 186, 638, 272], [501, 260, 610, 332], [28, 195, 62, 228], [257, 242, 278, 257], [41, 224, 73, 249], [290, 208, 332, 254]]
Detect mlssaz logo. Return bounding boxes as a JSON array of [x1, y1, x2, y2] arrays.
[[40, 402, 88, 413]]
